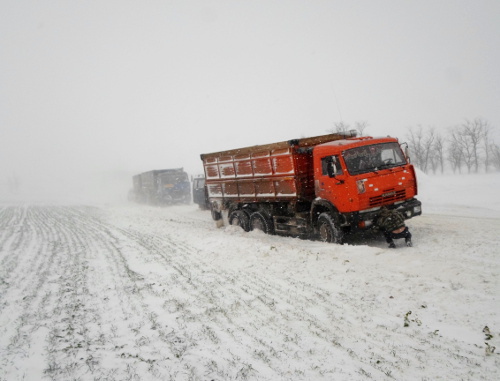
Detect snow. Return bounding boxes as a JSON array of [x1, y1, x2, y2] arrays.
[[0, 172, 499, 380]]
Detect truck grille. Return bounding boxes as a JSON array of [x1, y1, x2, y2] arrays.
[[369, 189, 406, 207]]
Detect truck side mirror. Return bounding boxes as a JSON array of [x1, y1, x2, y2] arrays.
[[401, 142, 411, 163], [405, 146, 411, 163]]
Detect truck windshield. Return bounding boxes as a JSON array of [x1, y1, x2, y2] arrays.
[[342, 142, 406, 175]]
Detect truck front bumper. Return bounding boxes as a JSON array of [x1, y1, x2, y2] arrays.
[[346, 198, 422, 232]]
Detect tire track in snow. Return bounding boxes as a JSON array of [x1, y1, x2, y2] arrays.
[[105, 213, 389, 379], [2, 205, 497, 381], [105, 205, 500, 380]]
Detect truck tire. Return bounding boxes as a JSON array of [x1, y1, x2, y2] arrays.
[[249, 212, 273, 234], [229, 210, 250, 232], [317, 212, 343, 244]]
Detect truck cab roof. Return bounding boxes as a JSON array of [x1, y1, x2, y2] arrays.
[[314, 136, 399, 154]]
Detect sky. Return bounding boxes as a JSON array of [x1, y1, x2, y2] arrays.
[[1, 0, 499, 196]]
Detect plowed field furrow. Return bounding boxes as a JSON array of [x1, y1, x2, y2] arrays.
[[123, 214, 424, 373], [104, 208, 498, 380], [0, 207, 24, 245], [37, 207, 170, 380], [36, 206, 205, 380], [101, 223, 377, 378], [0, 208, 64, 315], [2, 204, 498, 381], [0, 206, 30, 286], [0, 207, 73, 377]]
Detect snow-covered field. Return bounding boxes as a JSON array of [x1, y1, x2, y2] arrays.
[[0, 172, 499, 381]]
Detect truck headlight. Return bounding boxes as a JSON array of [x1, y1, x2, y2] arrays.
[[414, 205, 421, 214]]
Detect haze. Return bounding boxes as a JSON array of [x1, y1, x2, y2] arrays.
[[1, 0, 499, 202]]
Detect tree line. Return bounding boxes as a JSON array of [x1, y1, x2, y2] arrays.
[[329, 118, 500, 174]]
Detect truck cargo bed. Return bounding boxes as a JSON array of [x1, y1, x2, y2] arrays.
[[201, 133, 354, 202]]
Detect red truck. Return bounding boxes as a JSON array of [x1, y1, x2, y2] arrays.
[[200, 132, 421, 243]]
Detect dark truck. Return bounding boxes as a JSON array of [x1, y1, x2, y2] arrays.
[[132, 168, 191, 205], [192, 175, 209, 209], [200, 132, 421, 243]]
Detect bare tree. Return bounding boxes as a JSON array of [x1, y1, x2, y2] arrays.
[[403, 118, 496, 174], [354, 121, 368, 137], [327, 121, 367, 137], [332, 121, 351, 135], [482, 120, 492, 172], [491, 143, 500, 171], [447, 133, 463, 174], [455, 126, 476, 173], [423, 128, 436, 173], [462, 118, 485, 173], [433, 133, 445, 174], [406, 126, 426, 171], [406, 126, 436, 173]]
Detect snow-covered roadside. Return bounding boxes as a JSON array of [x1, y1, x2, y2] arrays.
[[0, 173, 499, 380], [417, 171, 500, 219]]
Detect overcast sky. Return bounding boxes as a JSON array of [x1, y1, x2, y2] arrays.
[[1, 0, 499, 196]]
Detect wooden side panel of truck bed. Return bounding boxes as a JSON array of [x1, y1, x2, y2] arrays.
[[203, 147, 314, 202]]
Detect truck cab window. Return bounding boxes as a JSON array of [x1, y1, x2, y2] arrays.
[[344, 143, 406, 174], [321, 155, 343, 177]]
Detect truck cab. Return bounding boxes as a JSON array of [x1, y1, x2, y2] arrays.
[[192, 175, 209, 209], [312, 137, 421, 237]]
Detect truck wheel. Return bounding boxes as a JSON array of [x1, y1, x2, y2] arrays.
[[229, 210, 250, 232], [317, 213, 343, 244], [250, 212, 273, 234]]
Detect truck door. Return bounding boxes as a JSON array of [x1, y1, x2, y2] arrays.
[[315, 155, 347, 203]]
